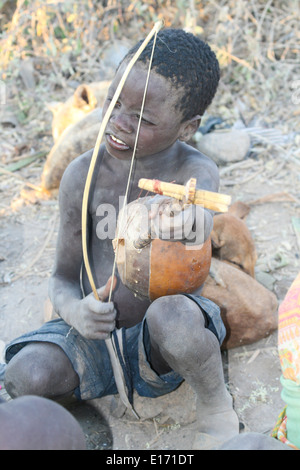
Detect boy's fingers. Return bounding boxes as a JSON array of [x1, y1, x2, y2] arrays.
[[97, 275, 117, 301], [162, 200, 183, 216], [149, 198, 183, 219]]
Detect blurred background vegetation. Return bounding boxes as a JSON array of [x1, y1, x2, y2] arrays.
[[0, 0, 299, 131]]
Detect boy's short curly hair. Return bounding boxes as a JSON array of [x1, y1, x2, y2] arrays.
[[121, 28, 220, 122]]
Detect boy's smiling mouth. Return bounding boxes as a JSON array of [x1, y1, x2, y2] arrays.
[[106, 133, 131, 151]]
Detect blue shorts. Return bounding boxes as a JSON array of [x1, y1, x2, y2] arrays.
[[5, 295, 225, 401]]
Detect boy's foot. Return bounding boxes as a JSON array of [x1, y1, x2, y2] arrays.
[[193, 401, 239, 448], [192, 432, 222, 450]]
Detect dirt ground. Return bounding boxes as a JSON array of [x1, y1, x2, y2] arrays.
[[0, 1, 300, 451]]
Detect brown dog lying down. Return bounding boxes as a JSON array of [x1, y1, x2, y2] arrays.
[[49, 81, 111, 142], [210, 201, 257, 277], [41, 81, 111, 192], [0, 395, 86, 450], [41, 108, 102, 192], [202, 201, 278, 349]]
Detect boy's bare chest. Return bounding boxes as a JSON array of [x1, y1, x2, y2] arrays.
[[90, 173, 141, 218], [90, 159, 181, 215]]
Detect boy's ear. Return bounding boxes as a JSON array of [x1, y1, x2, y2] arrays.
[[179, 115, 202, 142]]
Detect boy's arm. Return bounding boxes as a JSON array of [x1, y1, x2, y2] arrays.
[[48, 155, 116, 340]]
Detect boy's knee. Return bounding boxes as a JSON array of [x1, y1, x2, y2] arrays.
[[146, 294, 205, 342], [5, 346, 48, 398], [4, 342, 75, 398]]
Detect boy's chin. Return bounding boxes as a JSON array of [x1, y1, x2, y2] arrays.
[[105, 144, 151, 161], [105, 144, 131, 160]]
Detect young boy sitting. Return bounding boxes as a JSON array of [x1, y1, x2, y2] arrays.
[[4, 28, 239, 447]]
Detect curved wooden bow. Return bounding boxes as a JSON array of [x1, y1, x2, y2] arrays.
[[82, 19, 163, 301], [81, 20, 164, 419]]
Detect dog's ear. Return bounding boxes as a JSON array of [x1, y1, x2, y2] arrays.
[[228, 201, 250, 220], [211, 229, 225, 249]]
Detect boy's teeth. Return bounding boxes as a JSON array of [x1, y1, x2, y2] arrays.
[[111, 135, 126, 145]]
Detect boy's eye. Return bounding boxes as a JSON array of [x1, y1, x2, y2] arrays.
[[106, 97, 121, 108]]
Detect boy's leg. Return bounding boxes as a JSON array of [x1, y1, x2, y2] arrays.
[[145, 294, 239, 445], [4, 342, 79, 399]]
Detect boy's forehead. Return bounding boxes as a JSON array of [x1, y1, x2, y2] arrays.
[[114, 60, 167, 88], [112, 60, 183, 106]]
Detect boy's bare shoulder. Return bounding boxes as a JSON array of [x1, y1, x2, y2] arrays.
[[178, 142, 219, 191], [60, 149, 93, 188], [58, 147, 101, 207]]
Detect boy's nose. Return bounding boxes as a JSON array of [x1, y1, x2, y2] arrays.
[[110, 113, 133, 134]]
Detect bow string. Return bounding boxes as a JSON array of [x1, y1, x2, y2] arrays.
[[81, 20, 164, 418]]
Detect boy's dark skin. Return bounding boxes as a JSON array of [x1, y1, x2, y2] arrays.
[[5, 61, 239, 444]]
